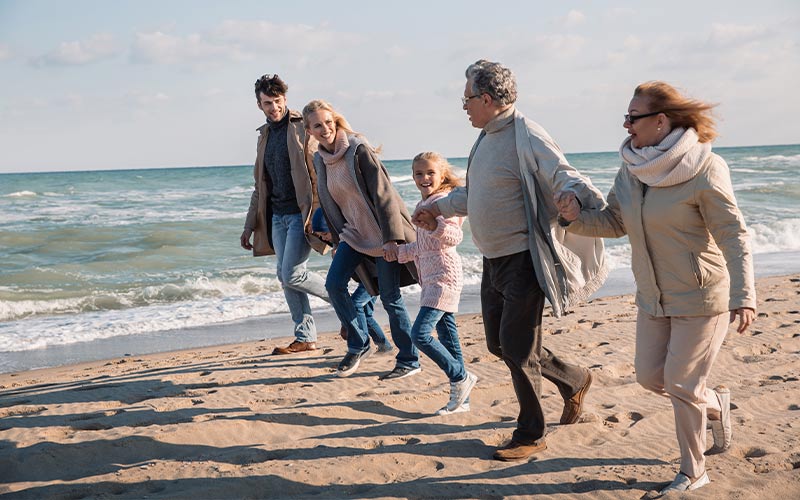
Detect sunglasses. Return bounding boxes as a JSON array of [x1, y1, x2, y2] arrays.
[[624, 110, 663, 124]]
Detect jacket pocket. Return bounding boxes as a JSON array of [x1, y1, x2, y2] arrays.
[[689, 252, 704, 288]]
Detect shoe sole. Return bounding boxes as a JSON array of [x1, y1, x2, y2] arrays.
[[436, 404, 470, 416], [380, 366, 421, 381], [492, 442, 547, 462]]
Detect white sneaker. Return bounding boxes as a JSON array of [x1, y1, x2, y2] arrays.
[[436, 402, 470, 415], [709, 386, 731, 451], [441, 371, 477, 413], [659, 471, 709, 494]]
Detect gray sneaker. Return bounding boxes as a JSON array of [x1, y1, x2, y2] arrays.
[[379, 366, 421, 381], [337, 345, 372, 378], [442, 371, 477, 413]]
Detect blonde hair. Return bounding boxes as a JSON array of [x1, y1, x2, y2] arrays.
[[412, 151, 463, 195], [634, 81, 718, 143], [302, 99, 382, 154]]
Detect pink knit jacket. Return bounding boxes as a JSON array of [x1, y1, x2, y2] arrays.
[[397, 192, 464, 313]]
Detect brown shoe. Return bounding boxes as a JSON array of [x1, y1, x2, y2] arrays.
[[492, 440, 547, 461], [338, 325, 348, 341], [560, 371, 592, 425], [272, 340, 317, 355]]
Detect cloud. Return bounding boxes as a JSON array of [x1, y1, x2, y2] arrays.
[[707, 23, 769, 48], [0, 44, 11, 61], [562, 9, 586, 28], [130, 31, 249, 66], [32, 34, 118, 67], [130, 21, 363, 68]]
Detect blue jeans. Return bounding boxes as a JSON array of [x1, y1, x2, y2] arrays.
[[351, 283, 391, 347], [410, 307, 466, 382], [325, 241, 418, 369], [271, 213, 329, 342]]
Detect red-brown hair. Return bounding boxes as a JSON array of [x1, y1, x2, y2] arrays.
[[634, 81, 719, 143]]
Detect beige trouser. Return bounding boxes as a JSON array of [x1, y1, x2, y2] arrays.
[[635, 309, 729, 478]]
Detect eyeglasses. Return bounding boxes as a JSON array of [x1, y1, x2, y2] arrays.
[[624, 110, 663, 124], [461, 94, 482, 106]]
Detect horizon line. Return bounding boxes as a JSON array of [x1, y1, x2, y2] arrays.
[[1, 142, 798, 176]]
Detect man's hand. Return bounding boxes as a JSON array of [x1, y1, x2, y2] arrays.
[[554, 190, 580, 222], [412, 205, 440, 231], [240, 229, 253, 250], [383, 241, 399, 262], [730, 307, 755, 333]]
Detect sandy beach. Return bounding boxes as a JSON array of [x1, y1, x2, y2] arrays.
[[1, 274, 799, 499]]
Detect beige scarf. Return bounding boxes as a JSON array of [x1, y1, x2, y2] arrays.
[[619, 127, 711, 187]]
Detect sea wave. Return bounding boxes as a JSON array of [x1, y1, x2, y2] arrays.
[[4, 190, 37, 198], [742, 154, 800, 165], [0, 275, 285, 322]]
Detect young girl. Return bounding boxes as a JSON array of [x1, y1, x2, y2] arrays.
[[385, 152, 477, 415]]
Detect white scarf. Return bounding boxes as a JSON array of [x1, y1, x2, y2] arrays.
[[619, 127, 712, 187]]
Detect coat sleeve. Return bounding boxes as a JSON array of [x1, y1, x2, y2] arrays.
[[695, 157, 757, 311], [356, 145, 412, 243], [565, 181, 627, 238], [435, 186, 468, 218], [523, 124, 606, 216], [244, 155, 260, 231]]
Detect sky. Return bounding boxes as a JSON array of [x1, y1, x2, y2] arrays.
[[0, 0, 798, 173]]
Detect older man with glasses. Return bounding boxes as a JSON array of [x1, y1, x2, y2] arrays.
[[413, 59, 608, 461]]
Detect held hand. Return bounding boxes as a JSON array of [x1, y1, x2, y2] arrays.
[[383, 242, 399, 262], [240, 229, 253, 250], [554, 190, 580, 222], [730, 307, 755, 333], [412, 207, 438, 231]]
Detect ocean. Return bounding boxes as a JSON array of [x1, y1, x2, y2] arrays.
[[2, 144, 799, 372]]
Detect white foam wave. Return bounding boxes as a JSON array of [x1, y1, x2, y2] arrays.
[[742, 154, 800, 165], [0, 274, 285, 322], [5, 191, 37, 198], [749, 219, 800, 254]]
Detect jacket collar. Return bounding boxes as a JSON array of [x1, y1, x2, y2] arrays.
[[257, 109, 303, 134]]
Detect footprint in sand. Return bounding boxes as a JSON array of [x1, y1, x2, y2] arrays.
[[604, 411, 644, 427]]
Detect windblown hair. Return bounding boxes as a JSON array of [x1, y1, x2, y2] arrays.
[[634, 81, 719, 143], [465, 59, 517, 106], [412, 151, 464, 196], [301, 99, 382, 154], [254, 74, 288, 99]]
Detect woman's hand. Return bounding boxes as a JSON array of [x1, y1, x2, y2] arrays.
[[554, 191, 580, 222], [730, 307, 755, 333], [383, 242, 399, 262]]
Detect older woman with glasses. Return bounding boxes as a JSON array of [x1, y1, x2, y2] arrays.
[[556, 81, 756, 494]]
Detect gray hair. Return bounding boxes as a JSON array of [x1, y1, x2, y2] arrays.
[[465, 59, 517, 106]]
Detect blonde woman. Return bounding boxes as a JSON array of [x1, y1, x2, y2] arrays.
[[302, 100, 419, 380], [556, 81, 756, 493]]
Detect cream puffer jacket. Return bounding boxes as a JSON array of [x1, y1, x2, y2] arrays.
[[567, 150, 756, 317]]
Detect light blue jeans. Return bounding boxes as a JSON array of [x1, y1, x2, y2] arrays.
[[410, 307, 466, 382], [271, 213, 328, 342], [325, 241, 418, 369]]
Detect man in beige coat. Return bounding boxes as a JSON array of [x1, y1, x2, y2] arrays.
[[240, 74, 328, 355]]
